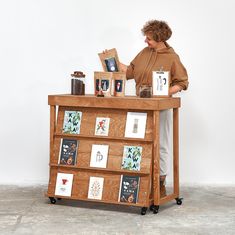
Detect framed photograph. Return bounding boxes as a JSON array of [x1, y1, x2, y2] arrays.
[[98, 48, 120, 72], [152, 71, 169, 96], [94, 71, 113, 96], [124, 112, 147, 139], [112, 72, 126, 97]]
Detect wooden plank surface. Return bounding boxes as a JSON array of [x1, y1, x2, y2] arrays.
[[47, 95, 181, 209], [45, 193, 147, 207], [152, 111, 160, 206], [50, 106, 56, 163], [48, 94, 180, 111], [50, 164, 150, 176], [56, 107, 153, 141], [173, 108, 179, 196], [47, 168, 149, 205], [53, 138, 152, 173]]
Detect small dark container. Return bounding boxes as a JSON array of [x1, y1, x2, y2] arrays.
[[71, 79, 85, 95], [139, 85, 152, 98]]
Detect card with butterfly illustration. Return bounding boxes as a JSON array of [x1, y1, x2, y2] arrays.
[[121, 146, 142, 171], [94, 117, 110, 136]]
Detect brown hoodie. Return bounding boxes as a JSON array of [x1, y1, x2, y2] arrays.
[[126, 44, 188, 95]]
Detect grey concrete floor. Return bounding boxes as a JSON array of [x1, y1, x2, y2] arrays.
[[0, 185, 235, 235]]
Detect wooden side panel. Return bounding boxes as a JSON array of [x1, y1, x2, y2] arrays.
[[50, 106, 56, 162], [152, 111, 160, 206], [173, 108, 179, 196]]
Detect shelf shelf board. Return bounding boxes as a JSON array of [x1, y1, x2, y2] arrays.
[[48, 94, 180, 110], [45, 192, 148, 208], [50, 164, 150, 176], [54, 133, 153, 143]]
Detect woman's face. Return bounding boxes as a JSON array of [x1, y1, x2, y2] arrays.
[[144, 33, 158, 49]]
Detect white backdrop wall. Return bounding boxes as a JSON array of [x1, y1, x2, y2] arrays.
[[0, 0, 234, 185]]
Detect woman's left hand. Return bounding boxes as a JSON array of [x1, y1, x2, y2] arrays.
[[169, 85, 182, 95]]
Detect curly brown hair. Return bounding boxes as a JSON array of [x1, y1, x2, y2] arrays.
[[141, 20, 172, 42]]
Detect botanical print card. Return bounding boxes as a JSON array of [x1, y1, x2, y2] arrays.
[[55, 173, 74, 197], [58, 139, 79, 166], [62, 111, 82, 134], [94, 117, 110, 136], [152, 71, 169, 96], [118, 175, 140, 204], [124, 112, 147, 139], [121, 146, 142, 171], [88, 176, 104, 200], [90, 144, 109, 168]]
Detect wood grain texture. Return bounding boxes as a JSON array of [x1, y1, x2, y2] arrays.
[[47, 95, 181, 210], [56, 107, 153, 140], [173, 108, 179, 196], [47, 168, 149, 205], [53, 138, 152, 173], [152, 111, 160, 206], [50, 106, 56, 163], [48, 94, 180, 110]]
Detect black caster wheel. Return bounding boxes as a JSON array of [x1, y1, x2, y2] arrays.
[[149, 205, 159, 214], [175, 197, 183, 205], [49, 197, 56, 204], [141, 207, 147, 215]]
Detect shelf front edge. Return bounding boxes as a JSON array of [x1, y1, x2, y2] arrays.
[[48, 95, 180, 110]]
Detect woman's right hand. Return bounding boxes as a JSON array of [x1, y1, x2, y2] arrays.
[[102, 49, 127, 73], [102, 49, 108, 54]]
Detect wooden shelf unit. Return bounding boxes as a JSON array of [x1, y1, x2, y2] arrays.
[[46, 94, 181, 214]]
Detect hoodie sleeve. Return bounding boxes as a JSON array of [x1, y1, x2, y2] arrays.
[[126, 49, 144, 80], [171, 55, 189, 90], [126, 61, 135, 80]]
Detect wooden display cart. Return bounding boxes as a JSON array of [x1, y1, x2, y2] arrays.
[[46, 94, 183, 215]]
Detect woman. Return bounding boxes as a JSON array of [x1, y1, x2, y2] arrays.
[[120, 20, 189, 197]]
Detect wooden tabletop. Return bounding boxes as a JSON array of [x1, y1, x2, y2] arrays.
[[48, 94, 180, 110]]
